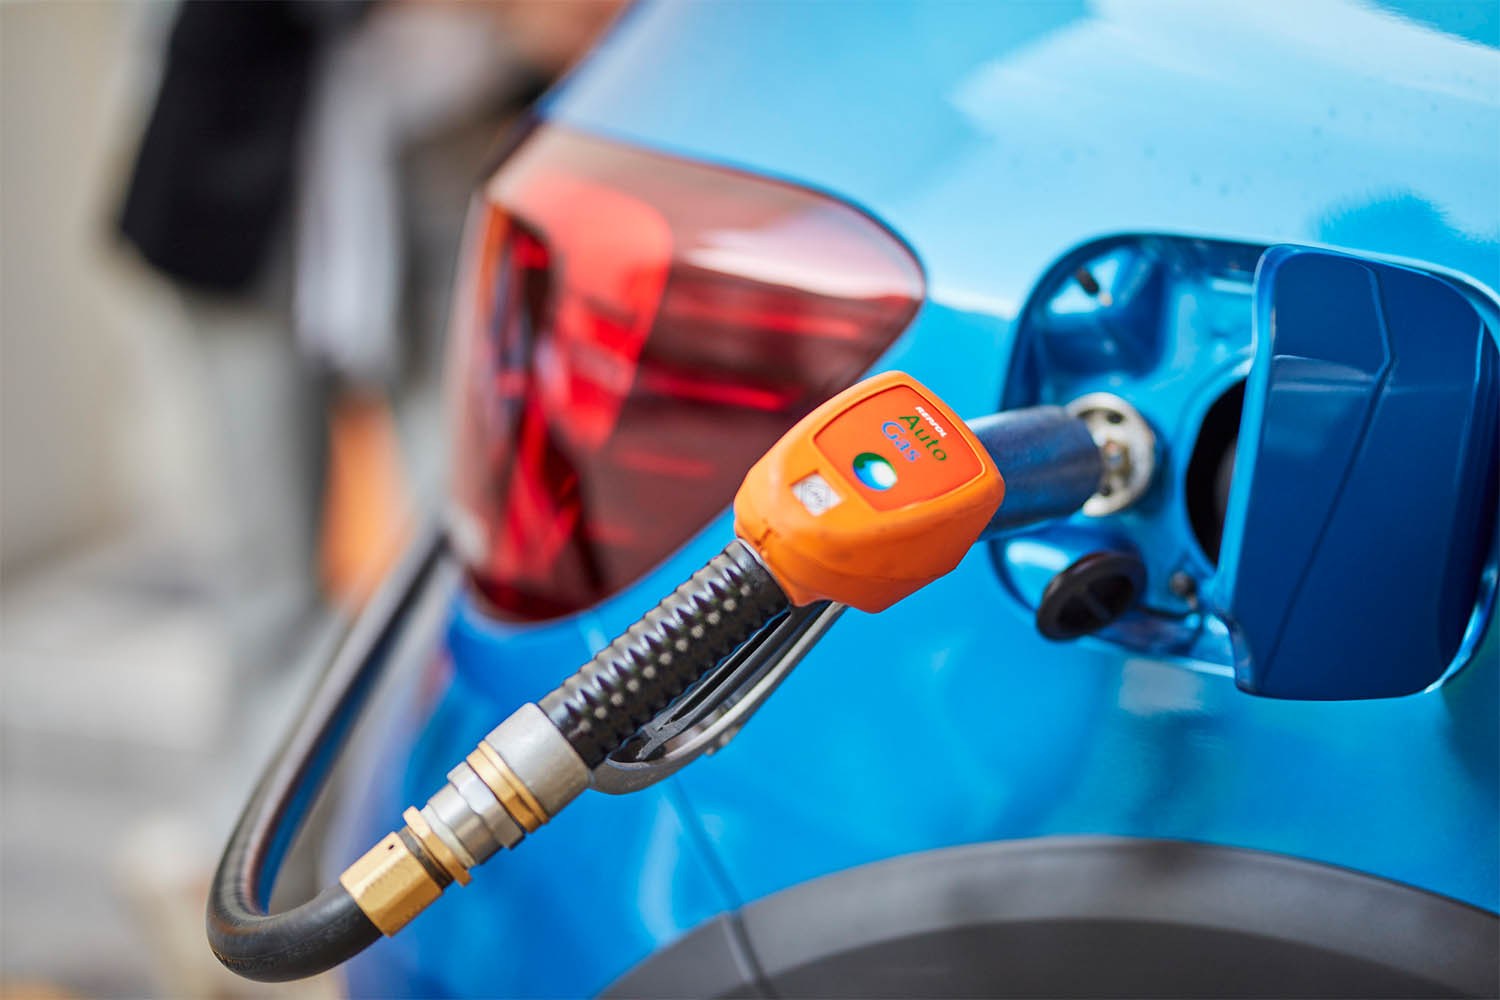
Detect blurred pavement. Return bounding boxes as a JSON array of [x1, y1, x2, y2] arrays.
[[0, 533, 331, 996]]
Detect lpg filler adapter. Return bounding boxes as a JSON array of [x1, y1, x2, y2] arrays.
[[208, 370, 1152, 981]]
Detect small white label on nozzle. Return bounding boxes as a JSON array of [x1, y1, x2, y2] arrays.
[[791, 472, 843, 516]]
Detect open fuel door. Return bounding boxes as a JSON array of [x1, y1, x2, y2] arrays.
[[1213, 246, 1499, 700]]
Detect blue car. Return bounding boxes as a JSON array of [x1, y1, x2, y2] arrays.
[[211, 2, 1499, 995]]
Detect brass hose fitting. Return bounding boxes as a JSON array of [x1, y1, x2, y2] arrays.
[[338, 833, 444, 936], [339, 704, 590, 935]]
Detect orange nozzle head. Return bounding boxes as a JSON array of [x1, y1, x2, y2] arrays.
[[733, 371, 1004, 613]]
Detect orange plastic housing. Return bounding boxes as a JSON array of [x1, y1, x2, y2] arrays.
[[733, 371, 1004, 612]]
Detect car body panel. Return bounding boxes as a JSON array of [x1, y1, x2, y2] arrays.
[[335, 2, 1499, 995]]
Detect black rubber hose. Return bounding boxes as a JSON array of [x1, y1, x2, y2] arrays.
[[541, 540, 789, 767], [207, 521, 453, 981], [208, 883, 377, 982]]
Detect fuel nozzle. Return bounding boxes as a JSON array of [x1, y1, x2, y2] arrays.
[[213, 370, 1151, 981], [341, 373, 1153, 921]]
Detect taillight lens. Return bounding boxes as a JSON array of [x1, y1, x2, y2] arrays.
[[448, 126, 924, 620]]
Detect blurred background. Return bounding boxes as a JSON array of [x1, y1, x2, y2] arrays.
[[0, 2, 614, 994]]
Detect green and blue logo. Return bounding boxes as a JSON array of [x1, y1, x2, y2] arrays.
[[852, 452, 897, 490]]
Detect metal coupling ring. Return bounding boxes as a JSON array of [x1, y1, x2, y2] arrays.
[[1065, 392, 1157, 516]]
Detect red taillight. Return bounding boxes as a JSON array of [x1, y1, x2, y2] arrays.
[[448, 126, 924, 619]]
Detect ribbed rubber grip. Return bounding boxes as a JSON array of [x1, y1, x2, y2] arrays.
[[540, 541, 788, 767]]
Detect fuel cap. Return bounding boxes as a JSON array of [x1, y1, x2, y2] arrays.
[[1035, 549, 1146, 640]]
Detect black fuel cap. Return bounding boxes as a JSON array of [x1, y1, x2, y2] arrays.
[[1035, 550, 1146, 640]]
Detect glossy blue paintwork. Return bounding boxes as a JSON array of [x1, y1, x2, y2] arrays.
[[334, 2, 1500, 995], [1219, 246, 1498, 699]]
